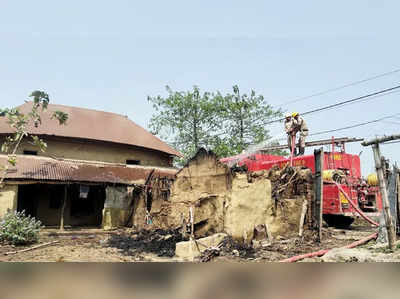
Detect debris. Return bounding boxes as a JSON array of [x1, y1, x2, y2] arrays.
[[107, 229, 187, 258], [218, 236, 256, 259], [4, 241, 60, 256]]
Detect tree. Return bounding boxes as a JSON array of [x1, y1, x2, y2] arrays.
[[0, 91, 68, 186], [148, 86, 223, 164], [148, 85, 285, 164], [212, 85, 284, 157]]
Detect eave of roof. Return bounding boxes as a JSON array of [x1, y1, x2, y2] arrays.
[[0, 155, 177, 185], [0, 102, 182, 157]]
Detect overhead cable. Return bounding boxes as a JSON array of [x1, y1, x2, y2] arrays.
[[309, 113, 400, 137], [276, 68, 400, 107], [264, 85, 400, 125]]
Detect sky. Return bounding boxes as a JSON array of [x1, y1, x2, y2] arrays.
[[0, 0, 399, 175]]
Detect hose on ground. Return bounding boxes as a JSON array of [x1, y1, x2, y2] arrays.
[[280, 232, 378, 263]]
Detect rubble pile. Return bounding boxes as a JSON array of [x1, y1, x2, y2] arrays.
[[248, 164, 313, 199], [197, 235, 256, 262]]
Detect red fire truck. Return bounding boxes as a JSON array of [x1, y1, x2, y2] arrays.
[[220, 138, 382, 228]]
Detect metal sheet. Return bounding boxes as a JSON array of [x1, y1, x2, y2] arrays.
[[0, 155, 177, 185]]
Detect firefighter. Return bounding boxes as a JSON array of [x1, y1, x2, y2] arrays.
[[292, 112, 308, 156], [284, 113, 297, 156]]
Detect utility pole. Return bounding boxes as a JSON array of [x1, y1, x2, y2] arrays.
[[362, 134, 400, 251], [313, 148, 324, 242]]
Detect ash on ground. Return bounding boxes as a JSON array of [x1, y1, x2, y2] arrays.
[[107, 229, 188, 258]]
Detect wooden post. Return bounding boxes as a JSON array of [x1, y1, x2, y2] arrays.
[[372, 143, 396, 251], [397, 170, 400, 234], [299, 199, 308, 237], [189, 206, 194, 239], [60, 185, 67, 231], [313, 148, 324, 242]]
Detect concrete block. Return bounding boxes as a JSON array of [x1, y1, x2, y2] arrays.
[[175, 233, 228, 259]]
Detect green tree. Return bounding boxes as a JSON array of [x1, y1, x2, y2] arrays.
[[148, 86, 222, 164], [0, 91, 68, 185], [212, 85, 284, 157], [148, 85, 285, 165]]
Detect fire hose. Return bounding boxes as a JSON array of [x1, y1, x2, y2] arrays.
[[333, 182, 379, 227], [279, 183, 379, 262], [279, 232, 378, 263]]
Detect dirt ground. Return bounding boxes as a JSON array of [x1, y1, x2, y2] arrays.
[[1, 220, 396, 262]]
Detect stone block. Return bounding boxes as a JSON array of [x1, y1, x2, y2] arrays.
[[175, 233, 228, 259]]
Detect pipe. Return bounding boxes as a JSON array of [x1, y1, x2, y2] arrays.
[[290, 134, 295, 166], [280, 232, 378, 263], [333, 182, 379, 227]]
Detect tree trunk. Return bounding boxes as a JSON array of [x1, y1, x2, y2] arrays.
[[193, 104, 199, 150]]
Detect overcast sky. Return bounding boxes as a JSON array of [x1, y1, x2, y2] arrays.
[[1, 1, 399, 174]]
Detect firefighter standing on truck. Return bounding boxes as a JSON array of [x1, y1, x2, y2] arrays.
[[292, 112, 308, 156], [284, 113, 297, 156]]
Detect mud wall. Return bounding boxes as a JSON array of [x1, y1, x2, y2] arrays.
[[0, 184, 18, 218], [4, 136, 172, 167], [225, 173, 271, 243], [133, 149, 229, 235], [133, 149, 314, 243]]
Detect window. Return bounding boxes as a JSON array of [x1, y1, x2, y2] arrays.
[[126, 160, 140, 165], [23, 150, 37, 155]]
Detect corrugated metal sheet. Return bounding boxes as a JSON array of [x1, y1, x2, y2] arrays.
[[0, 155, 177, 185], [0, 102, 181, 157]]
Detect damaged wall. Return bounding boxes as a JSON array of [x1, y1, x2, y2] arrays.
[[130, 149, 315, 244], [103, 186, 134, 230], [133, 149, 228, 236], [138, 149, 314, 244], [225, 173, 271, 243]]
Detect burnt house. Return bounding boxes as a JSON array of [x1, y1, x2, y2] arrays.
[[0, 102, 179, 228]]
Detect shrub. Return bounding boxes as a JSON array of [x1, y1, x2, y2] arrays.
[[0, 210, 42, 245]]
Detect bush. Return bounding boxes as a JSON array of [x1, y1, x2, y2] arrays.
[[0, 210, 42, 245]]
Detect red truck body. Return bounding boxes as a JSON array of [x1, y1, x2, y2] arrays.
[[220, 151, 382, 226]]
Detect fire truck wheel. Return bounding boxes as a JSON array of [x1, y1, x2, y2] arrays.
[[323, 215, 354, 229]]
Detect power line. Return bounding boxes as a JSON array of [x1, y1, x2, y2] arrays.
[[309, 114, 400, 137], [276, 68, 400, 107], [382, 140, 400, 145], [264, 85, 400, 125]]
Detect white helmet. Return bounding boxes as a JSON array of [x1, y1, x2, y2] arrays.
[[285, 113, 291, 118]]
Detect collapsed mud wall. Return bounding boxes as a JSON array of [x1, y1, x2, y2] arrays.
[[133, 149, 315, 244], [133, 149, 229, 236], [265, 165, 314, 238]]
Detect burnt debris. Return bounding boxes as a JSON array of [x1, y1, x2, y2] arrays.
[[107, 229, 188, 258]]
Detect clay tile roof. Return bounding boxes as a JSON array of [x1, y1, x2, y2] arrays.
[[0, 102, 181, 157], [0, 155, 177, 185]]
